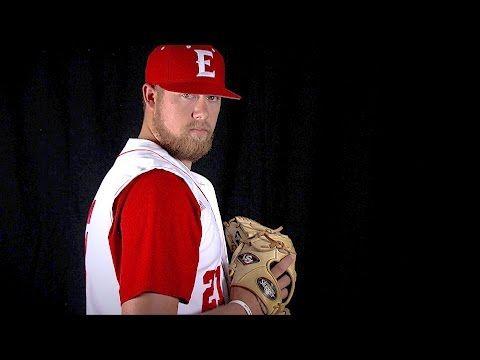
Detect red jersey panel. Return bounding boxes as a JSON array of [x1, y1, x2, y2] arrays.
[[108, 169, 202, 305]]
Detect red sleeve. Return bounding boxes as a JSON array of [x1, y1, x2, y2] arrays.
[[108, 169, 202, 305]]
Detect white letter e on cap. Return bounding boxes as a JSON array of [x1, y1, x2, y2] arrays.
[[194, 49, 215, 78]]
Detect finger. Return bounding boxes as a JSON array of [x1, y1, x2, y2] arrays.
[[271, 254, 295, 279], [281, 288, 288, 300], [277, 274, 292, 289]]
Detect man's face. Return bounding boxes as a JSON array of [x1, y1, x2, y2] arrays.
[[150, 87, 221, 163]]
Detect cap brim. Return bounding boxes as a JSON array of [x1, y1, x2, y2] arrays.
[[158, 82, 241, 100]]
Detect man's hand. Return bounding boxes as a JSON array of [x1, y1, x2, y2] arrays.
[[230, 254, 296, 315], [224, 216, 297, 315]]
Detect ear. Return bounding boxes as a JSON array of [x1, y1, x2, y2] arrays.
[[142, 83, 156, 111]]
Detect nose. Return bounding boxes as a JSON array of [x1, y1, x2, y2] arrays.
[[192, 97, 209, 121]]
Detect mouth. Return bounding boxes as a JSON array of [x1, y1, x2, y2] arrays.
[[189, 128, 209, 136]]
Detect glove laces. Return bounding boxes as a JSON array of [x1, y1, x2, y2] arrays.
[[248, 226, 288, 251]]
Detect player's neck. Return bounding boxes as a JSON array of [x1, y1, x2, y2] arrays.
[[138, 124, 192, 170], [179, 159, 192, 170]]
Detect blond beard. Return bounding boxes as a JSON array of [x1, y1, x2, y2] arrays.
[[150, 112, 214, 164]]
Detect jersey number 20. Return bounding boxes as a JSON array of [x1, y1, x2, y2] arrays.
[[202, 265, 225, 312]]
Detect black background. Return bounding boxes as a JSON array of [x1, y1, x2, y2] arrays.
[[0, 15, 430, 323]]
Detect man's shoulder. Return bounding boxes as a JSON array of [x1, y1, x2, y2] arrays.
[[130, 169, 190, 192], [113, 168, 200, 213]]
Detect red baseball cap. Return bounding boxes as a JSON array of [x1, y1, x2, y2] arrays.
[[145, 44, 241, 100]]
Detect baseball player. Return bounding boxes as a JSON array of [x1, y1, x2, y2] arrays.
[[84, 44, 295, 315]]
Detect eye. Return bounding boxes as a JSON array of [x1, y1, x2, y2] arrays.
[[181, 93, 195, 99], [207, 95, 221, 102]]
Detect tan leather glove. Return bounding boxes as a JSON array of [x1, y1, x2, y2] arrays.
[[224, 216, 297, 315]]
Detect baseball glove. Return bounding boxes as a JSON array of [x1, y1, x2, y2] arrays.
[[223, 216, 296, 315]]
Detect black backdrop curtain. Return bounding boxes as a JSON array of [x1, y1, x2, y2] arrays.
[[0, 28, 427, 318]]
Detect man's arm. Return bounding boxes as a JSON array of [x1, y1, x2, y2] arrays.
[[121, 293, 180, 315], [121, 289, 261, 315], [121, 254, 295, 315], [115, 170, 202, 314]]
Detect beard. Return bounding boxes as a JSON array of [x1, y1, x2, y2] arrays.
[[150, 112, 215, 164]]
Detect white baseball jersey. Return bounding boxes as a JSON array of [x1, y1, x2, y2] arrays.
[[85, 138, 229, 314]]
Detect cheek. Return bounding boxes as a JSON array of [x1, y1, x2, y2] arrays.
[[209, 105, 221, 124], [161, 104, 191, 134]]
